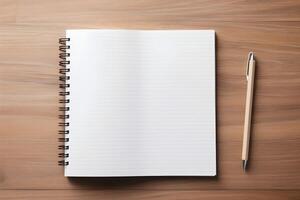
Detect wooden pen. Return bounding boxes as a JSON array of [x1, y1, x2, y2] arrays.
[[242, 52, 256, 172]]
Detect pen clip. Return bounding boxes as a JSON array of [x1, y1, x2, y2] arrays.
[[246, 52, 254, 81]]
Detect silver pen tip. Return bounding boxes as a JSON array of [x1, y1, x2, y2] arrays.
[[242, 160, 247, 172]]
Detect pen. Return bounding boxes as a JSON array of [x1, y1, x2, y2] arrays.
[[242, 52, 256, 172]]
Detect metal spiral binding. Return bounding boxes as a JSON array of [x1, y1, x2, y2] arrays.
[[58, 37, 70, 166]]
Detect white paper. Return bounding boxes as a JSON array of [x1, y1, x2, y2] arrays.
[[64, 30, 216, 176]]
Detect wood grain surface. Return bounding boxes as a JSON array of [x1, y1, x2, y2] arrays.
[[0, 0, 300, 199]]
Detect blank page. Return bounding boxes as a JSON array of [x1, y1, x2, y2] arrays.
[[65, 30, 216, 176]]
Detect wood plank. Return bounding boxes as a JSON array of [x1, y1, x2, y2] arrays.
[[0, 22, 299, 190], [15, 0, 300, 25], [0, 0, 16, 23], [1, 190, 300, 200]]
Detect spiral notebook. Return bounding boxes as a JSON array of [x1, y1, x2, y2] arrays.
[[58, 30, 216, 177]]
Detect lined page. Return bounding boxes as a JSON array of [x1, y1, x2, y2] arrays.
[[65, 30, 216, 176]]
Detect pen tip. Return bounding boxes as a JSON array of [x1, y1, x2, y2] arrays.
[[242, 160, 247, 172]]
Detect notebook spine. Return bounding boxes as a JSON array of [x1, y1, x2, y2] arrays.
[[58, 38, 70, 166]]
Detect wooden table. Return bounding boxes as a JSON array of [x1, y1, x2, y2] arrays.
[[1, 0, 300, 199]]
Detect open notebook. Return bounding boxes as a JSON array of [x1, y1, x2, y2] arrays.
[[58, 30, 216, 177]]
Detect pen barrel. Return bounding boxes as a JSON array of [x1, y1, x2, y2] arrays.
[[242, 60, 255, 160]]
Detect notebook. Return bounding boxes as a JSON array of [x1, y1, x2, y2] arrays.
[[58, 30, 216, 177]]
